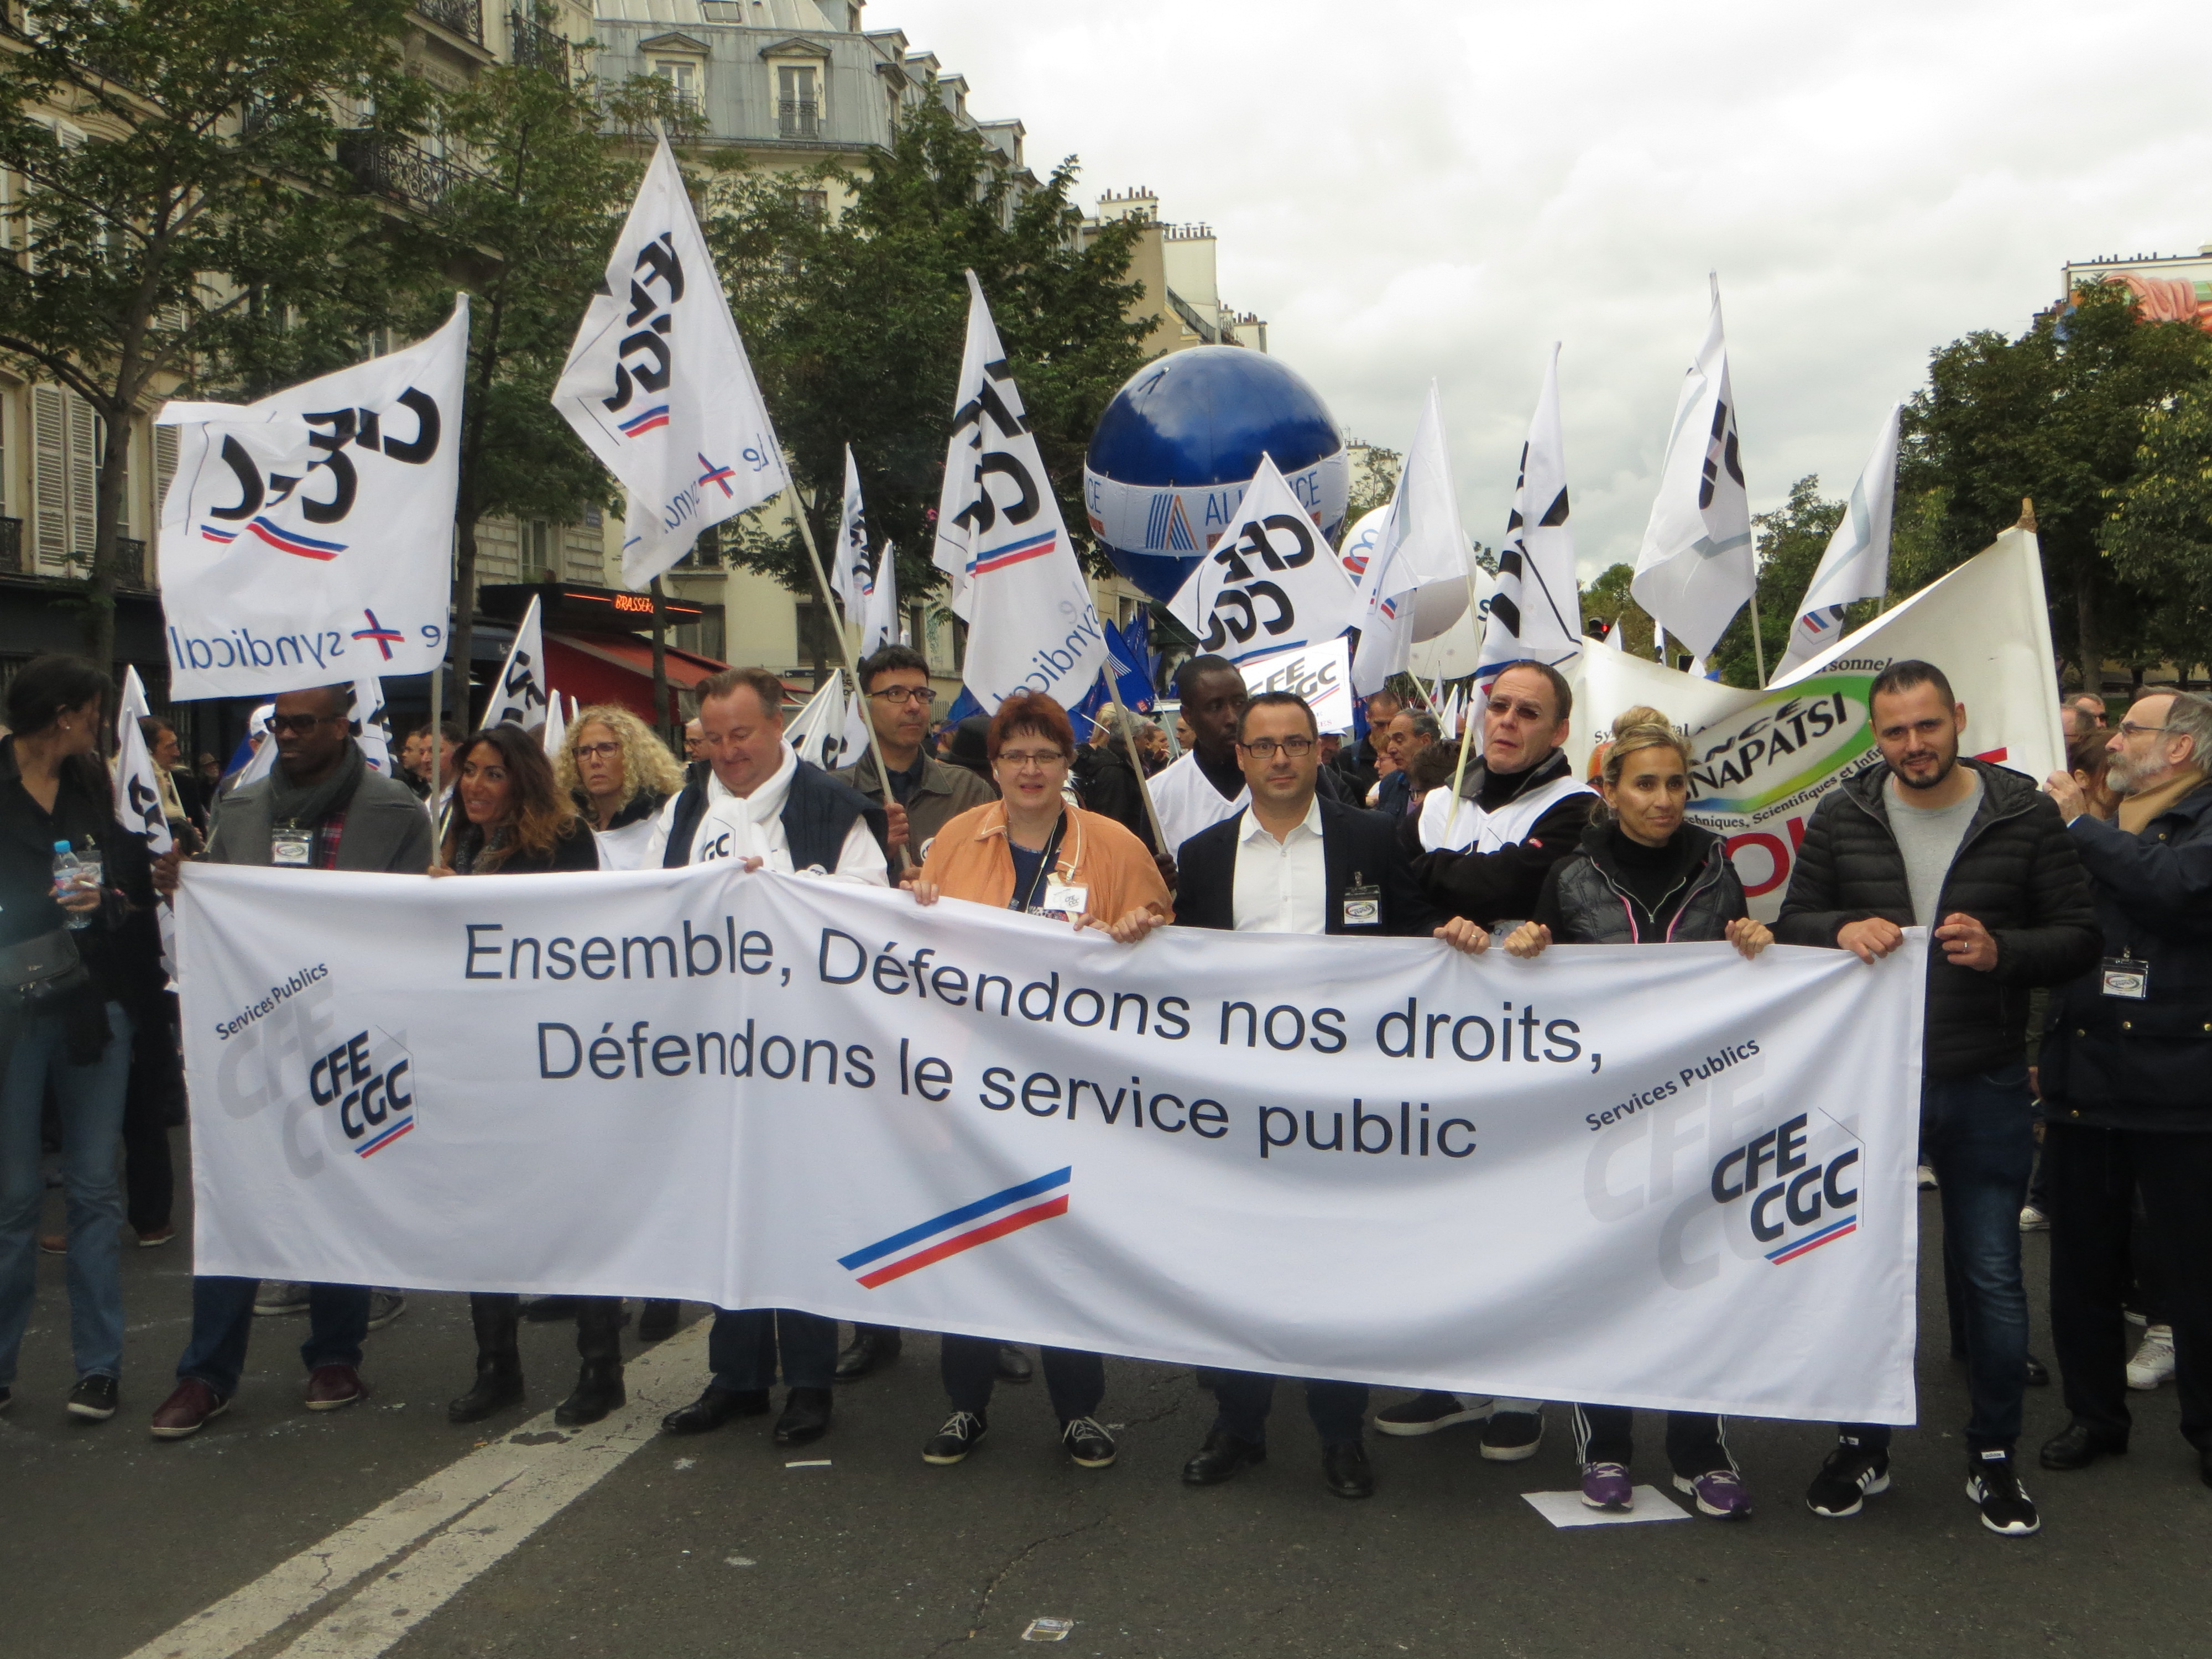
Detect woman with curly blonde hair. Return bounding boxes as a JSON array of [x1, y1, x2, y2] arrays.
[[554, 705, 684, 871]]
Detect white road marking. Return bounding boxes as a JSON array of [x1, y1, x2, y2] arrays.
[[121, 1319, 711, 1659]]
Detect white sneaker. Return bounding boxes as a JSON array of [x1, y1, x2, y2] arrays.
[[2018, 1204, 2049, 1232], [1916, 1164, 1938, 1190], [2126, 1325, 2176, 1391]]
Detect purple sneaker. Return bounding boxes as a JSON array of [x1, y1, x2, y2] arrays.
[[1579, 1461, 1634, 1510], [1674, 1468, 1753, 1520]]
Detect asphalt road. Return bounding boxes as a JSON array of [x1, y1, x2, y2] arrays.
[[5, 1173, 2206, 1659]]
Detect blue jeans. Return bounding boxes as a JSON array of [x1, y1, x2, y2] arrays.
[[1848, 1063, 2035, 1453], [706, 1308, 837, 1392], [175, 1276, 371, 1399], [0, 1001, 133, 1387]]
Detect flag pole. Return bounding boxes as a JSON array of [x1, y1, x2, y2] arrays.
[[787, 487, 912, 871], [427, 528, 452, 865], [1748, 525, 1769, 686], [1100, 665, 1169, 855]]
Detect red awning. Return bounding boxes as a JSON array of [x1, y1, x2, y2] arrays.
[[544, 633, 808, 728]]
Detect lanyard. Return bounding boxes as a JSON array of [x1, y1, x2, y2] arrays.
[[1009, 812, 1068, 914]]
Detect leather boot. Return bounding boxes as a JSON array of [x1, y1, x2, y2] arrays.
[[449, 1293, 525, 1423], [556, 1298, 627, 1426]]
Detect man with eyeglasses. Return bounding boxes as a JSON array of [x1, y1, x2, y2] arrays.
[[1149, 654, 1344, 860], [1172, 690, 1483, 1499], [150, 684, 432, 1440], [2040, 688, 2212, 1494], [832, 644, 992, 877]]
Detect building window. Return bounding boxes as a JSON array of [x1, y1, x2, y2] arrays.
[[778, 65, 818, 138], [655, 59, 699, 107], [521, 519, 555, 580], [799, 188, 828, 220]]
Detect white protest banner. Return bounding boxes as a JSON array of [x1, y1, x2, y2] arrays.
[[157, 298, 467, 700], [551, 138, 788, 587], [180, 865, 1923, 1422], [1167, 455, 1358, 666], [1239, 635, 1353, 734], [930, 272, 1106, 712], [482, 594, 550, 730], [1571, 527, 2063, 918]]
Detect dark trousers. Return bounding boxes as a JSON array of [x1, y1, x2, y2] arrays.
[[707, 1308, 836, 1392], [176, 1276, 368, 1399], [1208, 1371, 1368, 1448], [1573, 1404, 1732, 1476], [121, 990, 182, 1234], [2046, 1121, 2212, 1451], [1847, 1063, 2034, 1453], [942, 1334, 1102, 1421], [469, 1292, 623, 1366]]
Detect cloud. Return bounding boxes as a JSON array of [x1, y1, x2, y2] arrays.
[[881, 0, 2212, 585]]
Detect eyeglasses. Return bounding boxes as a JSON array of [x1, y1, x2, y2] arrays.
[[574, 741, 622, 760], [868, 686, 937, 707], [2116, 722, 2176, 740], [1486, 698, 1549, 722], [997, 748, 1067, 770], [268, 713, 339, 734], [1238, 736, 1316, 759]]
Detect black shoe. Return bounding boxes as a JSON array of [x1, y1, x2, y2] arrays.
[[1323, 1439, 1375, 1499], [1374, 1389, 1491, 1437], [554, 1361, 626, 1427], [924, 1410, 988, 1464], [1966, 1448, 2040, 1536], [1062, 1416, 1117, 1468], [1182, 1429, 1266, 1485], [995, 1344, 1033, 1384], [660, 1385, 769, 1435], [1480, 1409, 1545, 1462], [2039, 1420, 2127, 1470], [522, 1295, 581, 1323], [66, 1374, 119, 1421], [1805, 1436, 1891, 1517], [773, 1386, 832, 1446], [2025, 1353, 2051, 1387], [834, 1328, 902, 1381], [637, 1300, 681, 1343], [448, 1362, 526, 1424]]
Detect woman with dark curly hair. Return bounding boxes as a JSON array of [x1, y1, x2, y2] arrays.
[[431, 726, 617, 1426]]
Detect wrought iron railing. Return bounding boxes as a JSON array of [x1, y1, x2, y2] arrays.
[[337, 132, 469, 210], [0, 517, 22, 575], [778, 98, 818, 139], [114, 537, 146, 588], [507, 11, 566, 71], [415, 0, 483, 43]]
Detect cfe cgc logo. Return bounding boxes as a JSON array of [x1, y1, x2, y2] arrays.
[[309, 1026, 418, 1157], [1709, 1110, 1860, 1265]]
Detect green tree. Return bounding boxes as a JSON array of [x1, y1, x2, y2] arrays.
[[1579, 561, 1656, 661], [1703, 476, 1845, 686], [1344, 442, 1401, 525], [704, 87, 1151, 606], [0, 0, 424, 666], [1904, 280, 2212, 689], [2104, 379, 2212, 685]]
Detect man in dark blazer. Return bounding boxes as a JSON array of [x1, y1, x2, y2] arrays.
[[1172, 690, 1486, 1498]]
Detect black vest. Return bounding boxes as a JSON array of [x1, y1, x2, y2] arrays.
[[660, 758, 887, 872]]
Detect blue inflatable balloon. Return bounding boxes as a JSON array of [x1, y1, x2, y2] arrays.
[[1083, 346, 1349, 602]]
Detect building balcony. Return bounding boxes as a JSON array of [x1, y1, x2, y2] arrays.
[[508, 11, 567, 72], [116, 537, 147, 589], [337, 131, 468, 211], [0, 517, 20, 575], [415, 0, 483, 43], [778, 98, 820, 140]]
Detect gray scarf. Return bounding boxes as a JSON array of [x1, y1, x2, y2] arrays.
[[268, 738, 367, 830]]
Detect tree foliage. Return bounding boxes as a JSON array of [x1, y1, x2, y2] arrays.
[[2103, 380, 2212, 681], [703, 87, 1152, 599]]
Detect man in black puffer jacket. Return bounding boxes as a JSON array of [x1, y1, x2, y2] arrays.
[[1776, 660, 2099, 1539]]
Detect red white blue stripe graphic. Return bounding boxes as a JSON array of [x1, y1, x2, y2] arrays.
[[838, 1167, 1071, 1289], [969, 529, 1058, 577], [247, 518, 346, 561], [1766, 1214, 1855, 1264], [618, 405, 671, 437], [199, 524, 239, 544], [357, 1117, 414, 1157]]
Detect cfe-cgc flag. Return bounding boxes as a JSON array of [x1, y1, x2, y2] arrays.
[[1167, 454, 1358, 668], [1476, 345, 1582, 681], [349, 675, 395, 776], [156, 297, 468, 701], [831, 445, 871, 624], [113, 667, 172, 854], [1352, 383, 1472, 698], [482, 594, 550, 731], [930, 271, 1107, 713], [1772, 404, 1902, 682], [552, 138, 789, 588]]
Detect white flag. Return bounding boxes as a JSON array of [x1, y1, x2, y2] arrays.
[[929, 271, 1107, 711], [1352, 385, 1470, 697], [541, 688, 568, 759], [837, 540, 903, 762], [157, 297, 467, 701], [832, 446, 870, 623], [1168, 454, 1358, 667], [783, 675, 850, 771], [1477, 345, 1582, 680], [114, 668, 173, 854], [1606, 621, 1627, 652], [236, 704, 279, 789], [1773, 404, 1903, 682], [552, 138, 789, 588], [349, 676, 394, 775], [1345, 507, 1412, 698], [1632, 280, 1754, 661], [482, 594, 550, 730]]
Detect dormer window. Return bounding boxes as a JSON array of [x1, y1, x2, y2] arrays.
[[778, 64, 817, 137]]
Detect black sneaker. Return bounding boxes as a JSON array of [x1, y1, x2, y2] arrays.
[[1480, 1409, 1544, 1461], [1805, 1437, 1890, 1517], [1062, 1416, 1117, 1468], [1966, 1449, 2040, 1536], [923, 1411, 987, 1465], [66, 1374, 119, 1421], [1375, 1390, 1493, 1437]]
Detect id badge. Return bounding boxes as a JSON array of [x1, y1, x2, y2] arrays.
[[1341, 881, 1382, 928], [272, 832, 312, 868], [2100, 957, 2150, 1000], [1042, 881, 1088, 918]]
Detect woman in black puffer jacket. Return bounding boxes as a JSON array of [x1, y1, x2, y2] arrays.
[[1502, 706, 1772, 1522]]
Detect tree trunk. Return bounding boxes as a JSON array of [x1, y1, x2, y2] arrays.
[[84, 394, 132, 676], [451, 515, 478, 728], [2074, 571, 2100, 700], [649, 575, 670, 741]]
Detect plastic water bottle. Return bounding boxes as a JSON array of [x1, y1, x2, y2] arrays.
[[51, 840, 97, 930]]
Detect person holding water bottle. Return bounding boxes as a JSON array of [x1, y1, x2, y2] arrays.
[[0, 656, 166, 1424]]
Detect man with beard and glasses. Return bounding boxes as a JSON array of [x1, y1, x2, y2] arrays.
[[1777, 660, 2099, 1536]]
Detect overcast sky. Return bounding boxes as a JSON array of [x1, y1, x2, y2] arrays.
[[881, 0, 2211, 585]]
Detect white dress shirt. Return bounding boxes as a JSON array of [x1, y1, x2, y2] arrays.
[[645, 740, 888, 884], [1230, 797, 1327, 935]]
